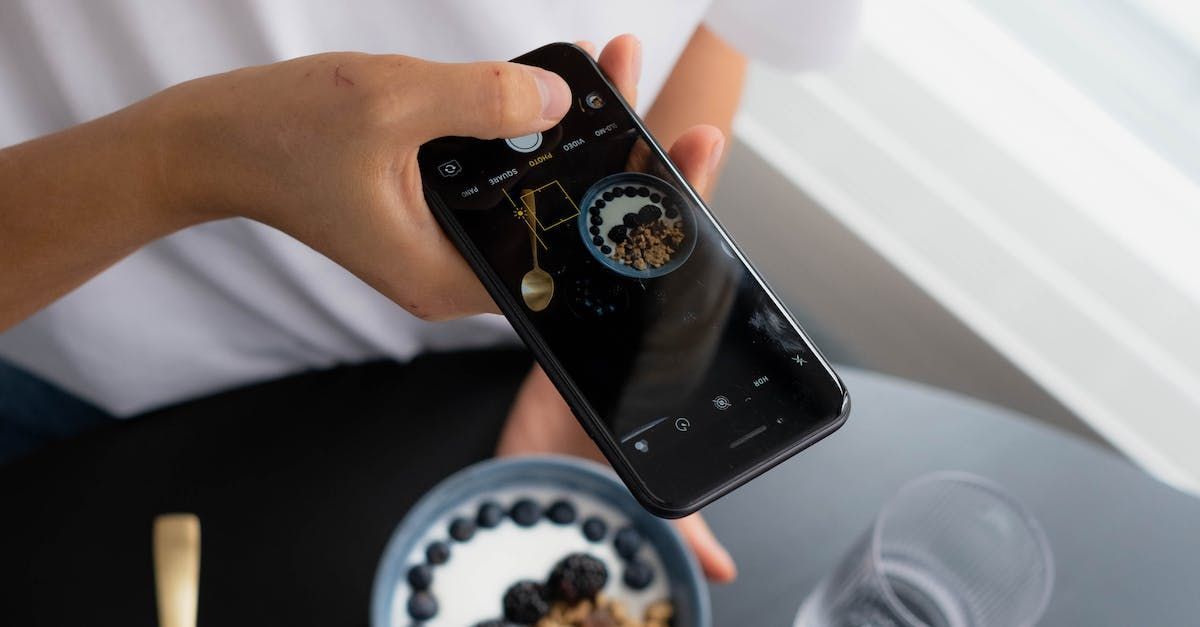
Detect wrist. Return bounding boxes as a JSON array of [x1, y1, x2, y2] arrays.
[[135, 77, 238, 229]]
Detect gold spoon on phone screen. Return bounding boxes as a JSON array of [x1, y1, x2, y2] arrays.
[[153, 513, 200, 627], [520, 190, 554, 311]]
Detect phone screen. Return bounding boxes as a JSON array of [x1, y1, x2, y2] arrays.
[[419, 44, 847, 512]]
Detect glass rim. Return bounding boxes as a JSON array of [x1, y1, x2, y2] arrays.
[[867, 471, 1056, 627]]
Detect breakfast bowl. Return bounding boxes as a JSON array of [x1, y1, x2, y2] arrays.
[[370, 455, 711, 626], [577, 173, 698, 279]]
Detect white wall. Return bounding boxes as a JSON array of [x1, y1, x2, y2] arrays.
[[716, 1, 1200, 494]]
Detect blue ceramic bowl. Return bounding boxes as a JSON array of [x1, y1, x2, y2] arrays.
[[577, 172, 698, 279], [370, 455, 711, 626]]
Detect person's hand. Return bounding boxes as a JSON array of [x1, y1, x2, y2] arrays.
[[496, 35, 734, 583], [148, 47, 574, 320], [497, 366, 738, 583]]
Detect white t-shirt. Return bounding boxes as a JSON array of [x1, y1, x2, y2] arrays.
[[0, 0, 860, 416]]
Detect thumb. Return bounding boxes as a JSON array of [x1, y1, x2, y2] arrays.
[[415, 60, 571, 141]]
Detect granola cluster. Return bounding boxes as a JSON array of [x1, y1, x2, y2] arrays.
[[610, 221, 685, 271], [537, 595, 674, 627]]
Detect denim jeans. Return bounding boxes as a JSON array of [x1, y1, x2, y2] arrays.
[[0, 359, 112, 463]]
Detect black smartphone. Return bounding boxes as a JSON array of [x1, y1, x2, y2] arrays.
[[418, 43, 850, 517]]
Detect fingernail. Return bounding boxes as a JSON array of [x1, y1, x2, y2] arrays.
[[531, 67, 571, 121], [631, 36, 643, 86], [707, 135, 726, 176], [718, 546, 737, 580]]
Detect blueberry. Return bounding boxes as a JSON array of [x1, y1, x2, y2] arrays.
[[407, 591, 439, 620], [425, 540, 450, 565], [589, 226, 600, 236], [594, 199, 606, 209], [612, 187, 624, 197], [592, 235, 604, 246], [582, 517, 608, 542], [602, 191, 614, 201], [650, 193, 661, 203], [510, 499, 542, 527], [665, 206, 679, 219], [638, 204, 662, 224], [637, 186, 650, 197], [623, 186, 638, 196], [448, 517, 476, 542], [477, 501, 504, 528], [546, 499, 577, 525], [407, 563, 433, 590], [590, 214, 603, 226], [472, 621, 518, 627], [613, 526, 643, 560], [600, 245, 612, 255], [623, 213, 640, 229], [608, 225, 628, 244], [623, 559, 655, 590]]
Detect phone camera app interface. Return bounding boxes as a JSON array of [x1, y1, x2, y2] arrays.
[[420, 47, 845, 503]]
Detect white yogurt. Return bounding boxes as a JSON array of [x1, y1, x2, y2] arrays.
[[391, 487, 671, 626]]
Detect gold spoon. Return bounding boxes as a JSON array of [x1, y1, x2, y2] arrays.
[[520, 190, 554, 311], [153, 513, 200, 627]]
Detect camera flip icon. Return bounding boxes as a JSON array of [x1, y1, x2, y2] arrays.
[[437, 160, 462, 178]]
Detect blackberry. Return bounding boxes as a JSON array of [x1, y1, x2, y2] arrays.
[[608, 225, 628, 244], [503, 580, 550, 624], [545, 499, 577, 525], [622, 213, 640, 229], [472, 621, 518, 627], [425, 540, 450, 565], [407, 591, 438, 620], [448, 517, 476, 542], [407, 563, 433, 590], [623, 559, 655, 590], [637, 204, 662, 224], [510, 499, 542, 527], [477, 501, 505, 528], [613, 526, 642, 560], [581, 517, 608, 542], [547, 553, 608, 603]]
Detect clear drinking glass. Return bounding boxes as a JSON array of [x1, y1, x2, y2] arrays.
[[795, 472, 1054, 627]]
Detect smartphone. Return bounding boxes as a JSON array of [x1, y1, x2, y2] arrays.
[[418, 43, 850, 517]]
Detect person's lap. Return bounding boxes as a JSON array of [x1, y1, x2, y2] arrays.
[[0, 358, 113, 463], [0, 348, 531, 626]]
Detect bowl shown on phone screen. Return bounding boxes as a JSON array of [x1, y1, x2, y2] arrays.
[[577, 172, 698, 279]]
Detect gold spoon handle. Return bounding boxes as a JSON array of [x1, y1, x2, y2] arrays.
[[523, 190, 540, 269], [153, 513, 200, 627]]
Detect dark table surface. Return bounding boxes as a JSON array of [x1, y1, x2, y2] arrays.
[[706, 368, 1200, 626], [2, 351, 1198, 626]]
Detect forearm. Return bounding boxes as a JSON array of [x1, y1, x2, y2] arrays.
[[644, 24, 747, 168], [0, 99, 197, 330]]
